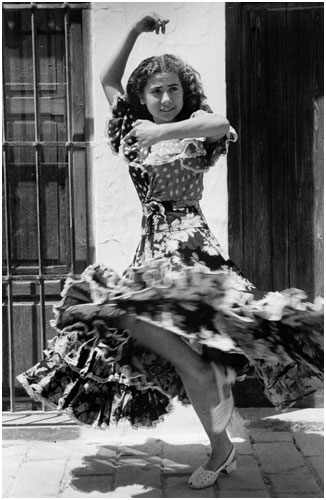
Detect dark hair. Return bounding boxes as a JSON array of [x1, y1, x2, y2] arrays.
[[125, 54, 208, 121]]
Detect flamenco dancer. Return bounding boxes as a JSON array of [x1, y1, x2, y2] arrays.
[[18, 14, 323, 489]]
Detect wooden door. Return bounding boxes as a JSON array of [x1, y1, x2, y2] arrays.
[[226, 3, 323, 299]]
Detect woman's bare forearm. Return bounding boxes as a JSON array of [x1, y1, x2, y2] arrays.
[[100, 27, 139, 104], [157, 114, 230, 142]]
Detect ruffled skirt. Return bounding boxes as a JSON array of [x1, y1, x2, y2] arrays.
[[17, 206, 324, 428]]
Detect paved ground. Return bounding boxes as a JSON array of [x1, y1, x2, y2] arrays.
[[2, 404, 324, 498]]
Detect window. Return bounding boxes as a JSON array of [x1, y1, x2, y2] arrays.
[[2, 2, 90, 411]]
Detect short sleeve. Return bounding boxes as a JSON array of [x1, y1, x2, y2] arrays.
[[173, 109, 238, 171], [106, 94, 139, 163]]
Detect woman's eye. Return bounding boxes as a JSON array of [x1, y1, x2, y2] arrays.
[[152, 89, 161, 95]]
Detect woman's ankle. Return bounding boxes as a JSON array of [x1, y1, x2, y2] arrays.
[[209, 433, 232, 458], [206, 441, 234, 470]]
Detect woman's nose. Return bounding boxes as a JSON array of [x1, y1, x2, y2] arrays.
[[161, 92, 172, 104]]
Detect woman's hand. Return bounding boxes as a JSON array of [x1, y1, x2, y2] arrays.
[[124, 120, 162, 149], [134, 13, 169, 35]]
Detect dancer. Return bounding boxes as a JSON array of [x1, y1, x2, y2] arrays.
[[18, 13, 323, 490]]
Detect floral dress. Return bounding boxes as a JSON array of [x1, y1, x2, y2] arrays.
[[17, 95, 324, 428]]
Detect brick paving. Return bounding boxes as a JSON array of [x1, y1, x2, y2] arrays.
[[2, 405, 324, 498]]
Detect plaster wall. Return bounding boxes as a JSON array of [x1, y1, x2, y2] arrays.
[[90, 2, 229, 274]]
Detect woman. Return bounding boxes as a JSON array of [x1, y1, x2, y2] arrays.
[[18, 13, 323, 490]]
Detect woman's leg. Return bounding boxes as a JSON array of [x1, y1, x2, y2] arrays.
[[126, 317, 233, 470]]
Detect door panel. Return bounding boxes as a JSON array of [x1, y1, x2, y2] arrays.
[[286, 6, 324, 294], [226, 3, 324, 298]]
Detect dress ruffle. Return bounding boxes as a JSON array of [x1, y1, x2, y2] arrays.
[[18, 260, 323, 428], [17, 272, 189, 428], [106, 93, 237, 171], [140, 130, 237, 173]]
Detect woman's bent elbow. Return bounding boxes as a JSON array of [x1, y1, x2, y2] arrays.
[[211, 115, 230, 138], [220, 118, 230, 135]]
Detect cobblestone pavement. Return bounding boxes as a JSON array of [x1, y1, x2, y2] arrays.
[[2, 405, 324, 498]]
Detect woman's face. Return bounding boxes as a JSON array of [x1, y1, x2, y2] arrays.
[[140, 71, 184, 124]]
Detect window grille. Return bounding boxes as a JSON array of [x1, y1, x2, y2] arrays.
[[2, 3, 90, 412]]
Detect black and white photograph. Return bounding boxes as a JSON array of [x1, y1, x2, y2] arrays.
[[2, 1, 324, 498]]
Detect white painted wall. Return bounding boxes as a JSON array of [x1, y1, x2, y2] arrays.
[[90, 2, 229, 274]]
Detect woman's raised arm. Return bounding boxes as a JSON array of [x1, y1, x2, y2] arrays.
[[100, 13, 169, 105]]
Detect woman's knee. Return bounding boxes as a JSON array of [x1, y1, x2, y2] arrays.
[[130, 319, 209, 376], [175, 354, 214, 383]]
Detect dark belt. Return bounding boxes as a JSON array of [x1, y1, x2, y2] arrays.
[[144, 198, 200, 214], [142, 198, 201, 234]]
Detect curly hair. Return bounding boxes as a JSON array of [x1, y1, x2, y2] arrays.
[[125, 54, 209, 121]]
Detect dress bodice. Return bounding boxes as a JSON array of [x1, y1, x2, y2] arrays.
[[107, 94, 237, 207], [128, 139, 208, 205]]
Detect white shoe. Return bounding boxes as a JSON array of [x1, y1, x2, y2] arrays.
[[188, 445, 237, 489]]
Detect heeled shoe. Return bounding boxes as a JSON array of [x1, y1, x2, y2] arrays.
[[210, 363, 236, 433], [188, 445, 237, 489]]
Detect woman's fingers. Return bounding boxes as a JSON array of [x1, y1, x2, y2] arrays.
[[161, 19, 169, 34], [123, 120, 158, 149], [137, 13, 169, 34], [124, 124, 143, 143], [123, 120, 142, 142], [123, 129, 134, 143], [156, 18, 169, 34], [139, 146, 149, 160]]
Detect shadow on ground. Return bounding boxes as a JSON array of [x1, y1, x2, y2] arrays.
[[69, 439, 209, 497]]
